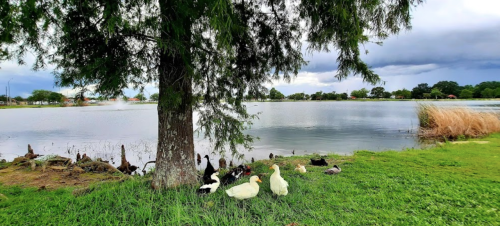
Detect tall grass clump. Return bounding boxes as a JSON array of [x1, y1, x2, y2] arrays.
[[417, 104, 500, 140]]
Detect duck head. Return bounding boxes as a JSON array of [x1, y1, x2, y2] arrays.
[[204, 155, 210, 160], [250, 175, 262, 183], [333, 165, 340, 169], [269, 164, 279, 170]]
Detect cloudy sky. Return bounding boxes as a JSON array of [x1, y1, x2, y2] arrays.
[[1, 0, 499, 98]]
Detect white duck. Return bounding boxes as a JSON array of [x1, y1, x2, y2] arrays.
[[294, 164, 306, 173], [225, 175, 262, 200], [269, 164, 288, 196], [197, 172, 220, 194]]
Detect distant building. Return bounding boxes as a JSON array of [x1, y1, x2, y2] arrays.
[[447, 94, 457, 99], [128, 98, 140, 102]]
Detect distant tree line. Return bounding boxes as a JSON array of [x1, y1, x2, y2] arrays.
[[252, 81, 500, 101], [3, 90, 69, 105], [6, 80, 499, 104], [4, 89, 156, 105]]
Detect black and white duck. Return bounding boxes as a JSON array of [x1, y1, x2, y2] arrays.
[[197, 172, 220, 194]]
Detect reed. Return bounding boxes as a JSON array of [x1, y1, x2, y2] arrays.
[[417, 104, 500, 139]]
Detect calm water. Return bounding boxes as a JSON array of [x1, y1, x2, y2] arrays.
[[1, 100, 499, 170]]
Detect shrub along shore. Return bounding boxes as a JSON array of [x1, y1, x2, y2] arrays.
[[1, 134, 499, 225]]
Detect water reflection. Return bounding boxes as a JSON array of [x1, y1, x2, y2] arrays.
[[0, 100, 499, 170]]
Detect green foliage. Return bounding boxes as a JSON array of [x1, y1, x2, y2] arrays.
[[350, 88, 369, 98], [0, 95, 6, 102], [392, 88, 411, 99], [149, 93, 159, 101], [383, 91, 392, 99], [30, 90, 51, 104], [13, 96, 24, 101], [459, 89, 474, 99], [48, 92, 65, 104], [473, 81, 500, 98], [269, 88, 285, 100], [339, 93, 348, 100], [431, 88, 443, 99], [323, 92, 338, 100], [481, 88, 495, 98], [411, 83, 431, 99], [432, 81, 460, 96], [370, 86, 385, 98], [288, 92, 305, 101], [134, 93, 146, 101], [310, 91, 323, 100], [495, 87, 500, 98], [2, 133, 500, 225]]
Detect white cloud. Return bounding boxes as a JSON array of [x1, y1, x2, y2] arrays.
[[411, 0, 500, 32]]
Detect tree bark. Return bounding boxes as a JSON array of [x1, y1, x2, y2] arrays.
[[151, 0, 197, 189]]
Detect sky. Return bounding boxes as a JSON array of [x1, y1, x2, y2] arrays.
[[1, 0, 499, 98]]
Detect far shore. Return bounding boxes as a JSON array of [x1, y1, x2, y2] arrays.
[[2, 98, 500, 110]]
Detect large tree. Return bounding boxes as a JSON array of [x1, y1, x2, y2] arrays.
[[430, 88, 443, 99], [30, 90, 52, 104], [48, 91, 65, 104], [269, 87, 284, 100], [411, 83, 431, 99], [432, 81, 460, 96], [370, 87, 385, 98], [3, 0, 424, 189], [150, 93, 159, 102]]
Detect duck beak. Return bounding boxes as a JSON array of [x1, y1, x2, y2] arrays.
[[269, 166, 273, 169], [256, 178, 262, 183]]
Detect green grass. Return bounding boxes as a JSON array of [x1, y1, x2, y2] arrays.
[[1, 134, 500, 225]]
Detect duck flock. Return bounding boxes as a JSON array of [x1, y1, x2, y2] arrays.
[[196, 154, 342, 200]]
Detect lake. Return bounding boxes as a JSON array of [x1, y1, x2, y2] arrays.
[[1, 100, 499, 170]]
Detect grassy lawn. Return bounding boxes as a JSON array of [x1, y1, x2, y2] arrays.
[[1, 134, 499, 225]]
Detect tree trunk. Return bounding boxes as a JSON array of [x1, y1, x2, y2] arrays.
[[151, 0, 197, 189]]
